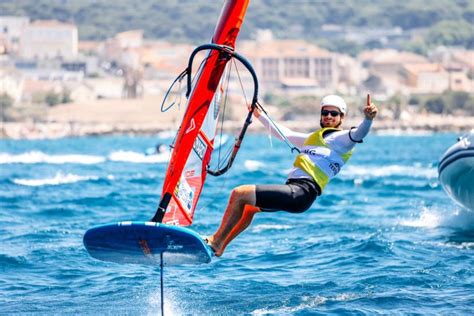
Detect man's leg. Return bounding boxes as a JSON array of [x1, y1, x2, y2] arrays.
[[207, 185, 257, 256], [219, 204, 260, 253], [207, 180, 319, 256]]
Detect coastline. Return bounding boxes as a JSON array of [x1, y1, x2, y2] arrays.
[[2, 116, 473, 140], [1, 97, 473, 139]]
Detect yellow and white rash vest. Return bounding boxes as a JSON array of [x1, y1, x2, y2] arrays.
[[292, 128, 353, 190], [257, 114, 373, 192]]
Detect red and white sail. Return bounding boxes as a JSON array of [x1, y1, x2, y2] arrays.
[[153, 0, 250, 226]]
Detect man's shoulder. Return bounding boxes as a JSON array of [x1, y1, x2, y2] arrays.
[[322, 127, 344, 138]]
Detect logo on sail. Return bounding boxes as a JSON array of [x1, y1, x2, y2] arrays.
[[193, 135, 207, 160], [175, 177, 195, 214], [185, 118, 196, 134]]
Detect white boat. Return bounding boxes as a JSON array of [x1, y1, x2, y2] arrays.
[[438, 131, 474, 211]]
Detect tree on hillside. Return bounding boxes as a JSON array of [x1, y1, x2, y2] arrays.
[[363, 75, 384, 93], [426, 20, 474, 49], [451, 92, 469, 109], [388, 93, 403, 120], [425, 97, 445, 114], [45, 92, 61, 106], [0, 0, 472, 50], [0, 93, 13, 108]]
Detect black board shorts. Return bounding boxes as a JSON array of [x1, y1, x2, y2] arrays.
[[255, 178, 321, 213]]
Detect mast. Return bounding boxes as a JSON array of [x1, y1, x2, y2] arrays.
[[152, 0, 251, 225]]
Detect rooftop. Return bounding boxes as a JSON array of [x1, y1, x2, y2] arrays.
[[239, 40, 332, 58], [359, 49, 428, 64], [29, 20, 77, 29], [402, 63, 445, 75]]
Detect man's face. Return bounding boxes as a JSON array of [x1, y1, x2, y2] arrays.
[[320, 106, 343, 128]]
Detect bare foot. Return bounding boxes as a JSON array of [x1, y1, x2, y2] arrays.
[[205, 236, 223, 257]]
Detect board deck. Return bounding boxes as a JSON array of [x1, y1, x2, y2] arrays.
[[83, 222, 213, 266]]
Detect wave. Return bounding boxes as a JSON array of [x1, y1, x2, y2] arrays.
[[0, 253, 28, 268], [242, 162, 436, 180], [375, 129, 434, 136], [13, 172, 99, 187], [399, 206, 474, 230], [156, 130, 177, 139], [252, 224, 292, 233], [0, 150, 169, 164], [244, 160, 265, 171], [147, 289, 183, 315], [251, 293, 361, 315], [108, 150, 169, 163], [0, 151, 105, 164], [341, 164, 437, 179]]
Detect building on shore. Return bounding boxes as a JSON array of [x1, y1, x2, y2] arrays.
[[239, 39, 339, 96], [359, 48, 474, 97], [429, 47, 474, 93], [19, 20, 78, 60], [400, 63, 449, 94], [358, 49, 428, 95], [0, 16, 29, 54]]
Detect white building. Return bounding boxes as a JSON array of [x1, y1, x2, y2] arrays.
[[0, 16, 29, 53], [20, 20, 78, 60], [239, 39, 338, 95], [335, 53, 367, 95], [114, 30, 143, 49]]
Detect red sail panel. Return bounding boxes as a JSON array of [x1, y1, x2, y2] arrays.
[[160, 0, 250, 226]]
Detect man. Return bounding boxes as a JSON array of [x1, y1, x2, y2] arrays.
[[207, 94, 378, 256]]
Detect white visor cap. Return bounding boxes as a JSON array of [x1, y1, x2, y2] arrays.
[[320, 95, 347, 114]]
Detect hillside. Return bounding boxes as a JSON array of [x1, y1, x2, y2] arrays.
[[1, 0, 472, 53]]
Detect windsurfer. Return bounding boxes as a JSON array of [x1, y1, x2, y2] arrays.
[[206, 94, 378, 256], [145, 143, 168, 156]]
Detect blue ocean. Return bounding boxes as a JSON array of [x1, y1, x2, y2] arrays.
[[1, 132, 473, 314]]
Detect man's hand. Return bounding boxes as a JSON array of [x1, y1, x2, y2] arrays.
[[364, 94, 378, 120], [248, 104, 261, 118]]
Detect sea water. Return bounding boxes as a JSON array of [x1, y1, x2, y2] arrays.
[[1, 133, 473, 314]]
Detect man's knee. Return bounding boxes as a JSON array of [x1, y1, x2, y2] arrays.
[[231, 185, 256, 204]]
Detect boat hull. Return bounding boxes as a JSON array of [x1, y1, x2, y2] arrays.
[[439, 132, 474, 211]]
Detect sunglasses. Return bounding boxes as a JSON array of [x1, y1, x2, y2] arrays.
[[321, 110, 341, 117]]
